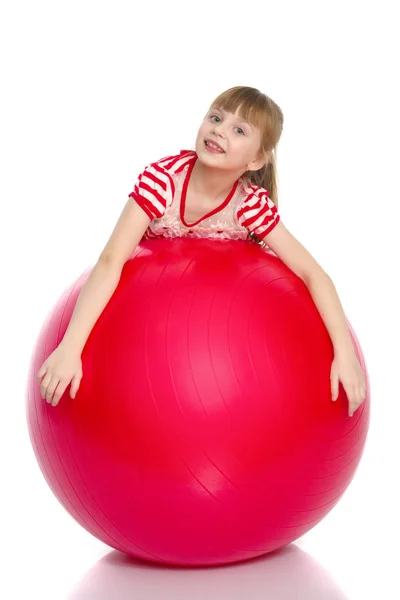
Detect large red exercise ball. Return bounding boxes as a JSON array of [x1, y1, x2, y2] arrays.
[[26, 238, 370, 567]]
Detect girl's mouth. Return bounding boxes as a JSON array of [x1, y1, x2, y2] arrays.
[[204, 140, 225, 153]]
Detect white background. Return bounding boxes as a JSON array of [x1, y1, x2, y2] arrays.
[[1, 1, 399, 598]]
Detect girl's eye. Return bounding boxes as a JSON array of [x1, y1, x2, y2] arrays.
[[209, 115, 245, 135]]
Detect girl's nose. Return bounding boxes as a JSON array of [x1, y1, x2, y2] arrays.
[[212, 126, 226, 138]]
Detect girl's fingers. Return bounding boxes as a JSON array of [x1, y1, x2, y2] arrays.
[[40, 372, 52, 399], [45, 379, 60, 404], [51, 381, 67, 406], [37, 365, 47, 380]]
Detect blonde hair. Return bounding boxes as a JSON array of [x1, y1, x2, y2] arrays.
[[206, 86, 284, 208]]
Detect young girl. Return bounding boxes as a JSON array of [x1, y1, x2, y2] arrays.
[[37, 86, 366, 416]]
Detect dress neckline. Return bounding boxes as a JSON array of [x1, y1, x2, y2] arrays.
[[179, 152, 240, 228]]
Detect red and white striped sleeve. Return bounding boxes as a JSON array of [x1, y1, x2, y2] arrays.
[[128, 158, 175, 220], [236, 185, 280, 239]]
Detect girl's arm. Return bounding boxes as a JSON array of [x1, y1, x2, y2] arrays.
[[261, 220, 354, 354], [60, 199, 151, 355], [261, 220, 367, 415]]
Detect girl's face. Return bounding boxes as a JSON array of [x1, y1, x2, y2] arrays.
[[194, 106, 266, 174]]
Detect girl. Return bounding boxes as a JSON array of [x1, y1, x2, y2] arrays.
[[37, 86, 366, 416]]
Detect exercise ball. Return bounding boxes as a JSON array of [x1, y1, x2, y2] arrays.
[[26, 238, 370, 567]]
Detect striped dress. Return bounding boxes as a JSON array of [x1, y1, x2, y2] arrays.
[[128, 149, 280, 249]]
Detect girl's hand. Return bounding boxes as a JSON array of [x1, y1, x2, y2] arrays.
[[330, 351, 367, 417], [37, 344, 83, 407]]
